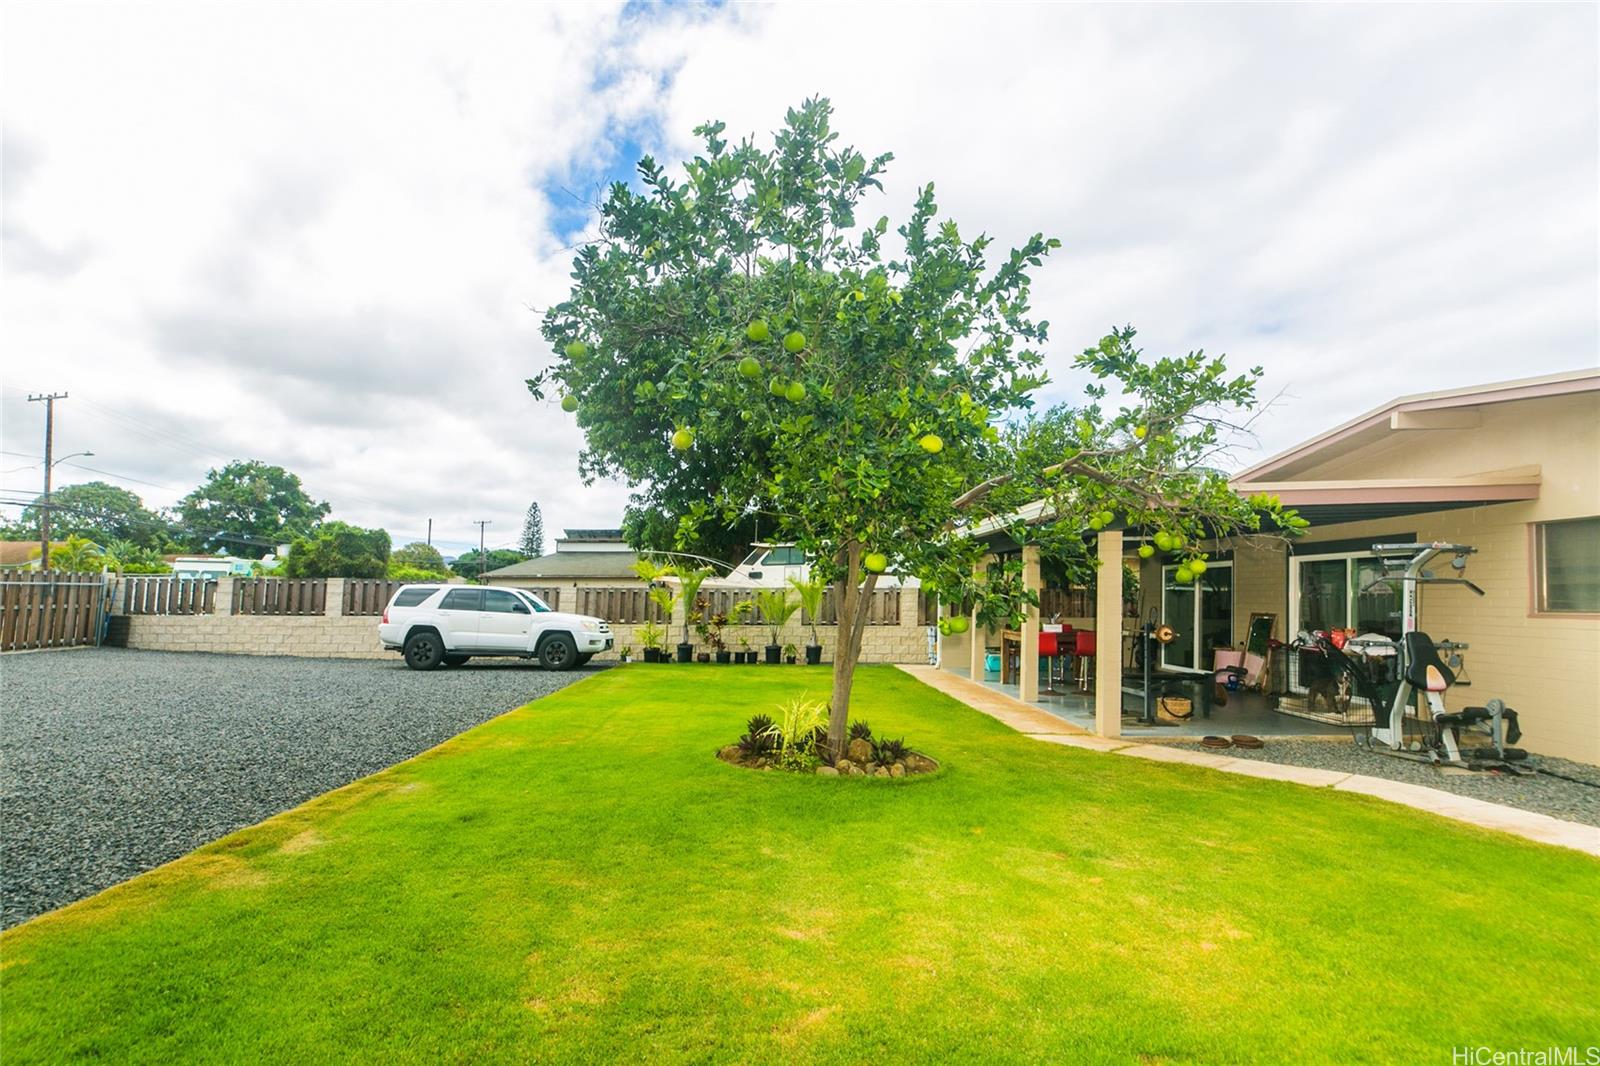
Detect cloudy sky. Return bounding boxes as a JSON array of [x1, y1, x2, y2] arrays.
[[3, 2, 1595, 556]]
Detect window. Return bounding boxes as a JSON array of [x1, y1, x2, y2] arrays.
[[759, 546, 805, 566], [1290, 551, 1403, 640], [483, 590, 529, 614], [392, 588, 435, 608], [519, 591, 551, 613], [440, 589, 484, 611], [1536, 517, 1600, 613]]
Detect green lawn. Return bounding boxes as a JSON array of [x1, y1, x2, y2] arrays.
[[4, 666, 1596, 1063]]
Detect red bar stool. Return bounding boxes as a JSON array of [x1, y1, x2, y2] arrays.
[[1074, 630, 1097, 692], [1039, 631, 1062, 695]]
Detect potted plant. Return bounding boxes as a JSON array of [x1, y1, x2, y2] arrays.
[[709, 612, 732, 663], [754, 587, 799, 664], [737, 636, 752, 664], [783, 642, 799, 665], [618, 646, 633, 664], [789, 572, 827, 665], [674, 566, 714, 663], [638, 621, 663, 662]]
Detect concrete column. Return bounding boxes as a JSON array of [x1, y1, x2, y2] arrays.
[[324, 578, 345, 617], [1094, 530, 1123, 738], [969, 554, 992, 680], [1020, 544, 1041, 703], [214, 577, 235, 616]]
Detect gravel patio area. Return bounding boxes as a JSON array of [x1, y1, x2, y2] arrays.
[[1173, 735, 1600, 828], [1, 648, 599, 928]]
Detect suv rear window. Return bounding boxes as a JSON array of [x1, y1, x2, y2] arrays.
[[392, 588, 436, 608], [441, 589, 484, 611]]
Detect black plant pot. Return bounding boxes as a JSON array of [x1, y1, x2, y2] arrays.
[[785, 655, 797, 665], [642, 648, 656, 663], [697, 653, 711, 663], [764, 645, 782, 665], [676, 644, 693, 663], [745, 652, 757, 664], [716, 650, 731, 664], [805, 645, 823, 665]]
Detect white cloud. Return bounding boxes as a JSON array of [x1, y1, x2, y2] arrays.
[[3, 1, 1594, 553]]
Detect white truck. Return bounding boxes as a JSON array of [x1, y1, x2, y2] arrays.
[[377, 584, 612, 670]]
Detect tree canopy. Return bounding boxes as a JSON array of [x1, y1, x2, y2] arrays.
[[390, 541, 448, 575], [281, 521, 391, 578], [176, 461, 329, 552], [450, 548, 527, 580], [533, 98, 1297, 755], [17, 481, 171, 548]]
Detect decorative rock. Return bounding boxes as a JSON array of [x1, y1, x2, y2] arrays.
[[717, 745, 743, 763], [888, 763, 906, 778], [846, 763, 867, 776], [816, 765, 839, 776], [903, 752, 938, 774], [873, 766, 889, 777], [846, 738, 874, 765], [836, 759, 855, 773]]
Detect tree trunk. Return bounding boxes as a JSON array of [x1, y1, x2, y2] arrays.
[[827, 541, 879, 761]]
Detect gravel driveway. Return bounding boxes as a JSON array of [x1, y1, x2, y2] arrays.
[[1, 648, 598, 928]]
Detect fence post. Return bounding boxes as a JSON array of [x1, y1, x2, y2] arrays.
[[324, 578, 346, 617], [108, 575, 127, 616]]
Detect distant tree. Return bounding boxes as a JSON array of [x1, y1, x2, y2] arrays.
[[177, 461, 329, 551], [32, 534, 103, 572], [519, 502, 546, 557], [281, 521, 390, 578], [449, 548, 527, 581], [390, 541, 448, 576], [16, 481, 170, 548]]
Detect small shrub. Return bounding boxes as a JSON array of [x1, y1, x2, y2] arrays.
[[762, 698, 828, 770], [739, 714, 778, 756], [871, 737, 909, 766], [848, 720, 873, 741]]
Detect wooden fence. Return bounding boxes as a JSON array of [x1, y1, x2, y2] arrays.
[[1, 572, 107, 652], [577, 587, 665, 625], [232, 578, 328, 616], [810, 587, 902, 626], [123, 576, 215, 616], [1039, 587, 1094, 619], [342, 579, 404, 617]]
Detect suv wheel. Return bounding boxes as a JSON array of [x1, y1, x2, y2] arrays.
[[404, 631, 445, 671], [539, 634, 577, 671]]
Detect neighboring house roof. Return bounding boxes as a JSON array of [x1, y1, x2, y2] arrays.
[[558, 528, 625, 541], [0, 541, 61, 566], [484, 550, 641, 581]]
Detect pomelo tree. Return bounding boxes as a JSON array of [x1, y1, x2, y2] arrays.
[[531, 98, 1298, 758]]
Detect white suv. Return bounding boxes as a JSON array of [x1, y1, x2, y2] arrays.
[[378, 584, 612, 671]]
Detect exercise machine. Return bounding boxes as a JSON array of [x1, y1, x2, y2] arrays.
[[1300, 542, 1525, 770]]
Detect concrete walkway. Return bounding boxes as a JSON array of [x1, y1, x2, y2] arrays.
[[899, 664, 1600, 859]]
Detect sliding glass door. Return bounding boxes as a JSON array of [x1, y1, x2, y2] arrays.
[[1160, 563, 1233, 670]]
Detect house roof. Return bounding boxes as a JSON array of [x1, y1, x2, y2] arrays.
[[558, 528, 625, 541], [1233, 368, 1600, 483], [483, 550, 640, 581], [0, 541, 57, 566]]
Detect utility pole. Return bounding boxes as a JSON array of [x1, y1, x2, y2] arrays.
[[27, 392, 67, 569], [426, 518, 432, 547], [473, 520, 491, 583]]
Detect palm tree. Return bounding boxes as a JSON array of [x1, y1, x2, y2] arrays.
[[32, 534, 104, 573], [754, 587, 800, 654], [789, 572, 827, 651]]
